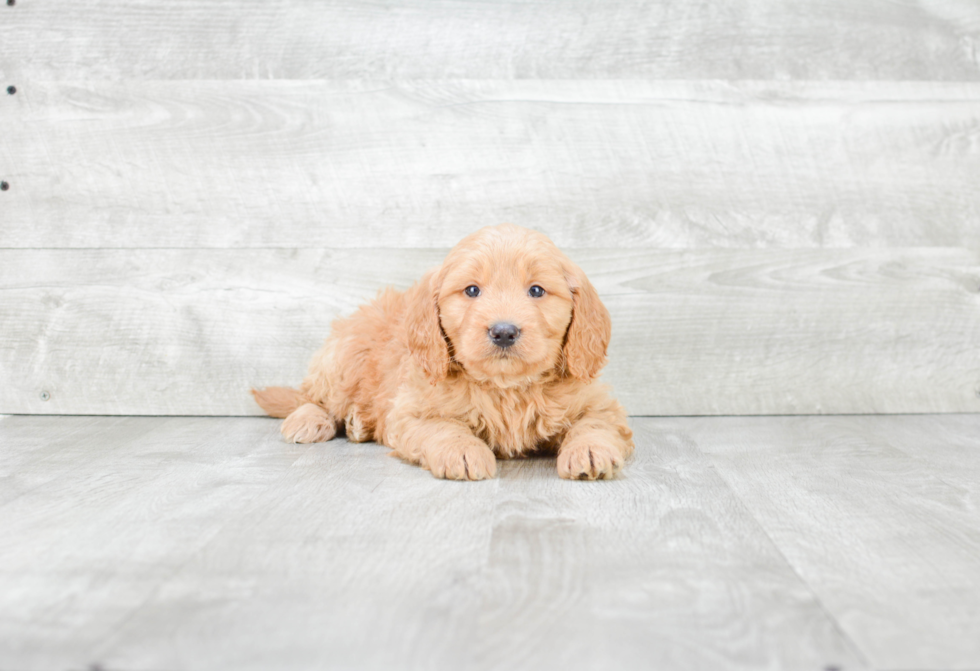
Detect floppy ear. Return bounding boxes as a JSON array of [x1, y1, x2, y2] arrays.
[[562, 261, 612, 381], [404, 268, 450, 383]]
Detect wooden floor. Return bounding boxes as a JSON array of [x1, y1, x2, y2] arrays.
[[2, 414, 979, 671]]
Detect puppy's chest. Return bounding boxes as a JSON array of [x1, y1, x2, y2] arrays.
[[468, 387, 569, 457]]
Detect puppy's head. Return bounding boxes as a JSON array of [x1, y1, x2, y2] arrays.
[[405, 224, 611, 386]]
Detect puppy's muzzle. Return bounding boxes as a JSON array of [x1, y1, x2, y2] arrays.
[[489, 322, 521, 349]]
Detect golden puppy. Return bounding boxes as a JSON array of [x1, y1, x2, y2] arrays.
[[252, 224, 633, 480]]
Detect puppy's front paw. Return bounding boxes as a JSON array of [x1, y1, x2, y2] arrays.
[[425, 439, 497, 481], [282, 403, 337, 444], [557, 440, 623, 480]]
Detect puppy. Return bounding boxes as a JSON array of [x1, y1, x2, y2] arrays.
[[252, 224, 633, 480]]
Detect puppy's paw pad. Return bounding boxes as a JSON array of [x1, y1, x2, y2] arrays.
[[428, 441, 497, 481], [282, 403, 337, 444], [557, 442, 623, 480]]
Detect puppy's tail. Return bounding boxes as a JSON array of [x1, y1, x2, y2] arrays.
[[251, 386, 308, 418]]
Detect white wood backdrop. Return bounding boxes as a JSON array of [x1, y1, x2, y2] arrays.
[[1, 1, 979, 416], [2, 0, 980, 80], [5, 81, 980, 249]]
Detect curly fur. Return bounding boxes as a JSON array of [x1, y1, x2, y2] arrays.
[[253, 224, 634, 480]]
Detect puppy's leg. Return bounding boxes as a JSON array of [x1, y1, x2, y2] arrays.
[[344, 407, 372, 443], [393, 418, 496, 481], [281, 403, 337, 444], [557, 407, 634, 481]]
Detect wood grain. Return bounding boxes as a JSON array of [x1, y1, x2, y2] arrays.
[[607, 247, 980, 415], [97, 439, 499, 671], [4, 81, 980, 249], [5, 415, 979, 669], [472, 420, 867, 670], [1, 0, 978, 80], [0, 415, 877, 671], [845, 414, 980, 491], [685, 414, 980, 670], [0, 416, 296, 669], [0, 416, 498, 671], [1, 247, 977, 416]]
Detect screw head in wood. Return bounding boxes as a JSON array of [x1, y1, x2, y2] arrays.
[[6, 86, 15, 95], [0, 181, 8, 191], [39, 391, 50, 401]]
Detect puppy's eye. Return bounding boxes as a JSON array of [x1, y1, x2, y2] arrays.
[[528, 285, 545, 298], [464, 285, 481, 298]]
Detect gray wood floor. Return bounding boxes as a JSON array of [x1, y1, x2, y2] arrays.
[[2, 414, 978, 671]]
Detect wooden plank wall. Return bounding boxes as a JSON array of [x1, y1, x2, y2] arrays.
[[1, 0, 979, 416]]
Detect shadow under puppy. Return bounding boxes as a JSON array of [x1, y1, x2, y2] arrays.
[[253, 224, 633, 480]]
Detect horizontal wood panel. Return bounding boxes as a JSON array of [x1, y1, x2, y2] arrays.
[[3, 81, 980, 249], [1, 0, 978, 80], [1, 247, 977, 416]]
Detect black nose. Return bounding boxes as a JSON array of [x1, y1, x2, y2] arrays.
[[489, 322, 521, 348]]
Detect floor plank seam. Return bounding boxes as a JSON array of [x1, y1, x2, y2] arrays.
[[462, 472, 504, 668], [700, 457, 875, 671], [0, 416, 137, 514], [84, 434, 319, 664]]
